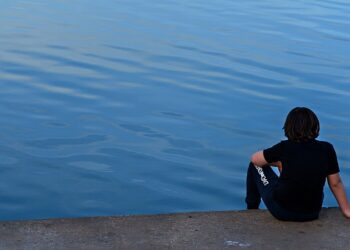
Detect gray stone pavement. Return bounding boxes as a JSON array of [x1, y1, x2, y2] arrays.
[[0, 208, 349, 250]]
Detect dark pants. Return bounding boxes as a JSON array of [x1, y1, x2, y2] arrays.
[[245, 162, 319, 221]]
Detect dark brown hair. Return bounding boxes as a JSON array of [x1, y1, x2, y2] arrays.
[[283, 107, 320, 141]]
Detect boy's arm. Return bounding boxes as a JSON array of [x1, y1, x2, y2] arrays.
[[251, 151, 268, 166], [251, 151, 282, 170], [327, 173, 350, 218]]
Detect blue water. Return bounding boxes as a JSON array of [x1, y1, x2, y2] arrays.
[[1, 0, 350, 220]]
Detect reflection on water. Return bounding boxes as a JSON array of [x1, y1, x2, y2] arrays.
[[0, 0, 350, 220]]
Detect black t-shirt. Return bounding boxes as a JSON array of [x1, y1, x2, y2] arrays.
[[263, 139, 339, 213]]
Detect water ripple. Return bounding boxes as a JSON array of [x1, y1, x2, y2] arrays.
[[24, 135, 108, 149], [0, 0, 349, 220]]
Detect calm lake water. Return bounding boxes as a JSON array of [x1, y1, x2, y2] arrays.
[[0, 0, 350, 220]]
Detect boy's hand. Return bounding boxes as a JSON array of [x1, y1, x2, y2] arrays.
[[343, 209, 350, 219]]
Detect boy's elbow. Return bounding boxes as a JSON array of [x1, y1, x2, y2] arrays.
[[329, 179, 342, 189], [250, 150, 268, 167], [328, 173, 342, 189], [250, 153, 258, 165]]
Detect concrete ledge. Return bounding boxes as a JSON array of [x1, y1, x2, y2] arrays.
[[0, 208, 349, 249]]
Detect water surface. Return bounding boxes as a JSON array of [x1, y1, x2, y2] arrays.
[[0, 0, 350, 220]]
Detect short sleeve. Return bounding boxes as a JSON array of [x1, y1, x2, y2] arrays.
[[263, 141, 284, 163], [327, 144, 340, 175]]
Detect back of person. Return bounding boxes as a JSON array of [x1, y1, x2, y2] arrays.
[[269, 140, 338, 213], [246, 107, 350, 221]]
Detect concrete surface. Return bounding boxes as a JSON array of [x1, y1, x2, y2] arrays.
[[0, 208, 349, 250]]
